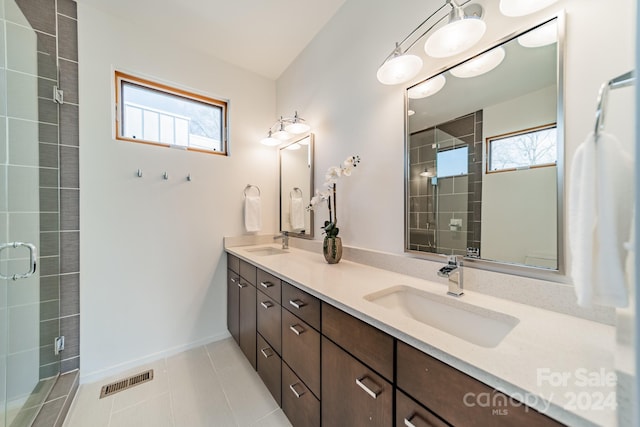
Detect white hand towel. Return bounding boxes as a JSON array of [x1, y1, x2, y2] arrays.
[[244, 195, 262, 232], [290, 196, 305, 230], [569, 131, 632, 307]]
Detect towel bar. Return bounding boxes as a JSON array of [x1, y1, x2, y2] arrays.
[[290, 187, 303, 199], [594, 70, 635, 139], [244, 184, 261, 198]]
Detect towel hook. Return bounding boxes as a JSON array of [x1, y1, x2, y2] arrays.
[[243, 184, 261, 198], [290, 187, 303, 199]]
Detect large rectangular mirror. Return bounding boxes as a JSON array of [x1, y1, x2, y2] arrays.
[[405, 15, 564, 277], [280, 134, 314, 238]]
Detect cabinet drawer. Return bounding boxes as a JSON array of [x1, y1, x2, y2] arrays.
[[322, 303, 394, 382], [396, 389, 449, 427], [257, 333, 281, 406], [240, 260, 257, 286], [397, 341, 563, 427], [322, 337, 393, 427], [282, 362, 320, 427], [282, 282, 320, 331], [281, 308, 320, 399], [257, 290, 281, 355], [227, 253, 240, 274], [257, 269, 282, 303]]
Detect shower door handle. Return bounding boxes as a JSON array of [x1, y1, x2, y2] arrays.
[[0, 242, 38, 280]]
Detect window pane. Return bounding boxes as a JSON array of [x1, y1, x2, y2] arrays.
[[489, 127, 557, 171], [117, 73, 227, 154], [437, 146, 468, 178]]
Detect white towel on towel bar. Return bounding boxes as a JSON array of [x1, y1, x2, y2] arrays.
[[290, 196, 305, 230], [568, 131, 633, 307], [244, 195, 262, 232]]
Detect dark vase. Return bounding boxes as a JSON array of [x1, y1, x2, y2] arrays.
[[323, 236, 343, 264]]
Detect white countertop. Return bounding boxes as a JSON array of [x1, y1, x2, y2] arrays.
[[226, 243, 616, 427]]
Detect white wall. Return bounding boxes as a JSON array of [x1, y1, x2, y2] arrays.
[[481, 86, 557, 266], [78, 4, 277, 381], [277, 0, 636, 263]]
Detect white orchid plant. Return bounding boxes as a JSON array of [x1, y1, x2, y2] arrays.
[[309, 155, 361, 238]]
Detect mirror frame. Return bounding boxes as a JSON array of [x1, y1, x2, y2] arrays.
[[279, 133, 315, 239], [404, 12, 567, 282]]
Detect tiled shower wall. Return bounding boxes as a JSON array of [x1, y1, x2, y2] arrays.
[[408, 111, 483, 256], [14, 0, 80, 377]]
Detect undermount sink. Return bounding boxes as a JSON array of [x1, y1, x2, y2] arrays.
[[245, 246, 288, 256], [364, 285, 519, 348]]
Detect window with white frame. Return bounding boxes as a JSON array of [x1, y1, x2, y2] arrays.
[[115, 71, 228, 155], [487, 124, 557, 173]]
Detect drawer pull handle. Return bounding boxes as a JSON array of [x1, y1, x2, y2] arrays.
[[260, 347, 274, 358], [230, 277, 237, 283], [260, 301, 274, 309], [289, 299, 306, 309], [404, 414, 432, 427], [289, 383, 305, 398], [237, 282, 247, 288], [355, 376, 381, 399], [289, 324, 306, 335], [260, 281, 274, 289]]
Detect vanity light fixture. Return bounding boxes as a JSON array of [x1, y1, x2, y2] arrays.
[[517, 20, 558, 48], [260, 111, 311, 146], [408, 74, 446, 99], [499, 0, 558, 17], [449, 46, 505, 78], [376, 0, 485, 86]]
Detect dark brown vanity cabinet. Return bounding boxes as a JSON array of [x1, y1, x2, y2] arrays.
[[396, 341, 564, 427], [226, 254, 566, 427]]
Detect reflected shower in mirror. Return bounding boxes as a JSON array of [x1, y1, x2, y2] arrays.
[[406, 16, 562, 273], [280, 134, 314, 238]]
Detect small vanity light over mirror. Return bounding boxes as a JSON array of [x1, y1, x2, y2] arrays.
[[408, 75, 447, 98], [499, 0, 558, 17], [260, 111, 311, 146], [376, 0, 486, 86], [449, 46, 506, 78], [517, 20, 558, 48]]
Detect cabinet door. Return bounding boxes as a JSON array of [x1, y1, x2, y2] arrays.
[[227, 270, 240, 344], [322, 337, 392, 427], [239, 279, 257, 369], [257, 333, 282, 406], [282, 308, 320, 398], [257, 290, 282, 355], [282, 362, 320, 427]]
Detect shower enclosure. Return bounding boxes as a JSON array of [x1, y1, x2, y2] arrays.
[[1, 0, 63, 425]]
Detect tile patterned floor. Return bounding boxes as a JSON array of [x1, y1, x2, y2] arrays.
[[63, 338, 292, 427]]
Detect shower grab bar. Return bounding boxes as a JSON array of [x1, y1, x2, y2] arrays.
[[0, 242, 37, 281], [594, 70, 635, 139]]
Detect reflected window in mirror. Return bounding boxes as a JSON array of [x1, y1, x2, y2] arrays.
[[405, 15, 564, 278]]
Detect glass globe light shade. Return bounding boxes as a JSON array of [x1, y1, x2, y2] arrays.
[[517, 21, 558, 48], [407, 75, 446, 99], [450, 47, 505, 78], [376, 54, 423, 85], [260, 132, 281, 146], [285, 121, 311, 134], [273, 129, 292, 140], [424, 18, 486, 58], [499, 0, 558, 17]]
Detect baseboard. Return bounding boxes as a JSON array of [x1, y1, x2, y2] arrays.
[[78, 331, 231, 385]]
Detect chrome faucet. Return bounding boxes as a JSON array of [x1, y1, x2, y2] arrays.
[[274, 231, 289, 249], [438, 255, 463, 297]]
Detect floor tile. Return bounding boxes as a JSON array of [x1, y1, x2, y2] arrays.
[[111, 359, 169, 412], [109, 392, 173, 427], [171, 379, 236, 427], [252, 409, 292, 427], [62, 382, 112, 427]]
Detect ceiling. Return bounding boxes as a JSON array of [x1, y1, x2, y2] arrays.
[[76, 0, 347, 80]]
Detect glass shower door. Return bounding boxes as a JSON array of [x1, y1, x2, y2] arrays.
[[1, 0, 60, 424]]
